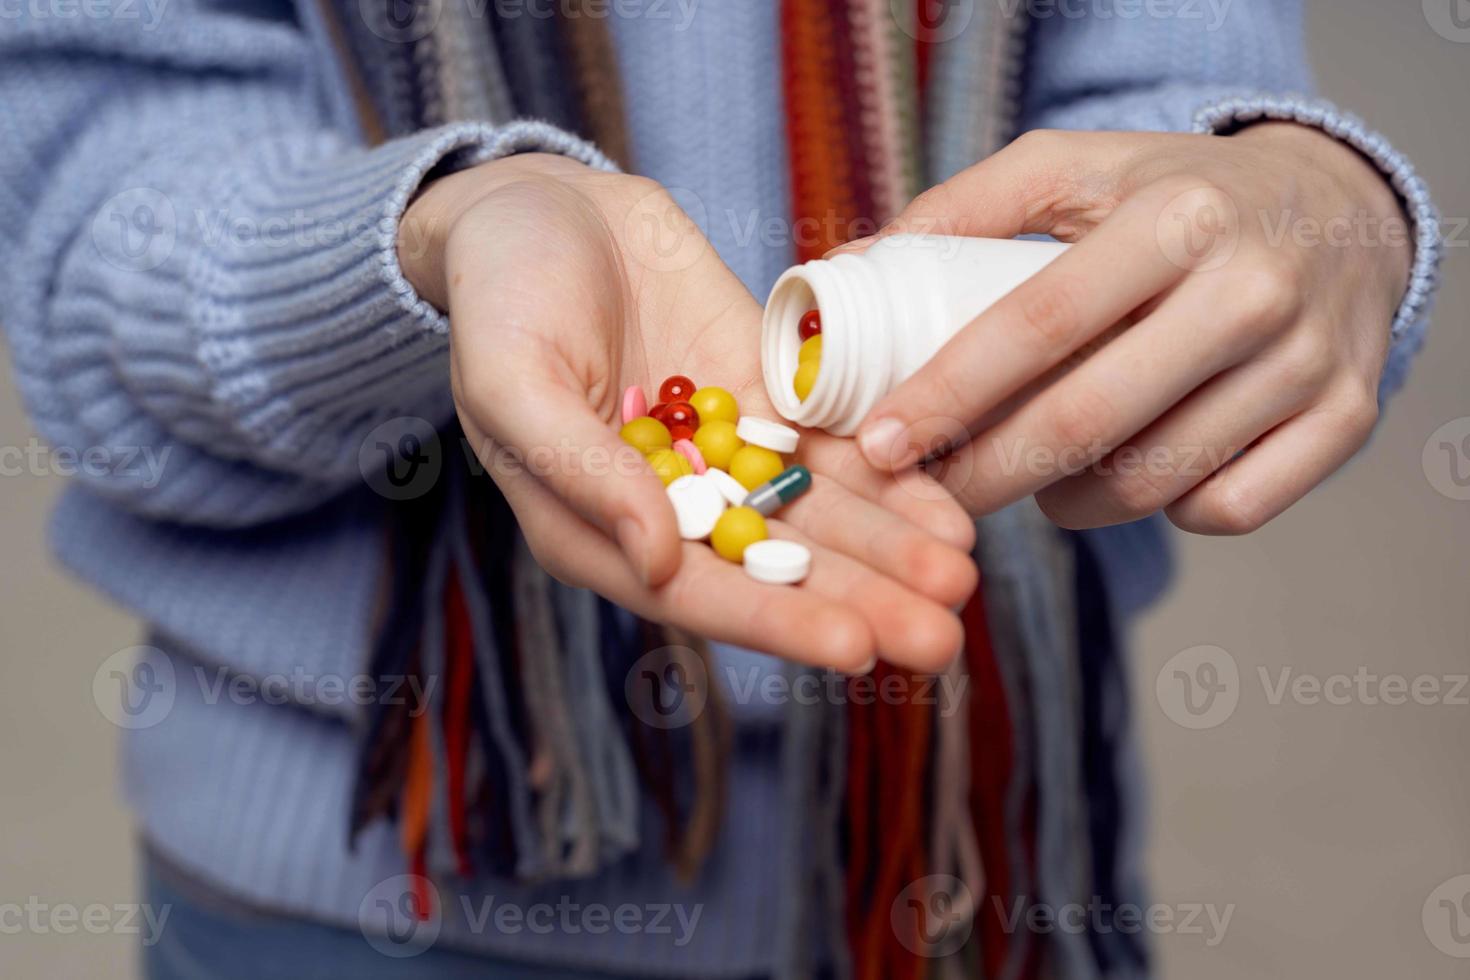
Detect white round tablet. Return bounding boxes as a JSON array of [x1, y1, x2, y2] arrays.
[[742, 539, 812, 585], [704, 468, 749, 507], [736, 417, 800, 454], [666, 474, 725, 541]]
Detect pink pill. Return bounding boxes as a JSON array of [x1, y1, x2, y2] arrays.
[[620, 385, 648, 425], [672, 439, 707, 474]]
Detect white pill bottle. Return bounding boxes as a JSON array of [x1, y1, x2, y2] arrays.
[[761, 234, 1069, 436]]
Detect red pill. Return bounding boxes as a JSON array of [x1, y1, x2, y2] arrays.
[[649, 402, 670, 423], [668, 424, 695, 443], [662, 401, 700, 430], [659, 375, 696, 403], [798, 309, 822, 340]]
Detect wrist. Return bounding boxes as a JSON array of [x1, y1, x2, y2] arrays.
[[1236, 121, 1412, 296], [397, 153, 591, 313]]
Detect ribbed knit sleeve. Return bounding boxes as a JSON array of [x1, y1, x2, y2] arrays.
[[1018, 0, 1439, 405], [0, 11, 609, 528]]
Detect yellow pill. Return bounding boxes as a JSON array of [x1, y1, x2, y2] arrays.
[[793, 359, 820, 402], [688, 386, 740, 426], [710, 506, 769, 563], [729, 445, 784, 490], [798, 335, 823, 364], [647, 448, 694, 485], [692, 420, 743, 471], [620, 416, 672, 454]]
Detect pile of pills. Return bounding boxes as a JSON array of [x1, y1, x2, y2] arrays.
[[793, 309, 822, 402], [619, 376, 813, 584]]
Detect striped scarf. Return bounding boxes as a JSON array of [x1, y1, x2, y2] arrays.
[[316, 3, 1113, 978]]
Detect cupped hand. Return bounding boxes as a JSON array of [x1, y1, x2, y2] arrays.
[[854, 124, 1413, 535], [400, 154, 978, 673]]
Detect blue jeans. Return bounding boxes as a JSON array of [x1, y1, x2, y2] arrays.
[[141, 850, 635, 980]]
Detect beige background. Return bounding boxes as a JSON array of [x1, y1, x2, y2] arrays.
[[1, 0, 1466, 975]]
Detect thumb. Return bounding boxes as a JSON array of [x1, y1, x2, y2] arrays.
[[878, 129, 1131, 242]]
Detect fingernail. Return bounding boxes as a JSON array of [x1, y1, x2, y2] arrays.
[[848, 656, 878, 676], [859, 417, 912, 470], [616, 517, 651, 585]]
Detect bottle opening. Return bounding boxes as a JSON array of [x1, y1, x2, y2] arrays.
[[762, 260, 868, 433], [762, 272, 821, 425]]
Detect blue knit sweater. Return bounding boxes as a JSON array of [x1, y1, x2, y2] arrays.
[[0, 0, 1439, 976]]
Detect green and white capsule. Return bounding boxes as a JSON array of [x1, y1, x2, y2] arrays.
[[741, 465, 812, 516]]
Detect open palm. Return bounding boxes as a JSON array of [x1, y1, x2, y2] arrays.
[[439, 155, 976, 672]]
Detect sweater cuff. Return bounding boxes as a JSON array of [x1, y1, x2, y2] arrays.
[[1193, 94, 1441, 347], [111, 119, 612, 483], [378, 120, 619, 335]]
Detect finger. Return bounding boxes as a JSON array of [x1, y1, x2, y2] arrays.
[[461, 351, 683, 588], [496, 465, 878, 671], [767, 523, 964, 673], [1035, 351, 1321, 529], [857, 178, 1204, 472], [797, 434, 977, 551], [778, 474, 979, 608], [877, 129, 1136, 241], [1164, 385, 1379, 536], [939, 269, 1281, 514]]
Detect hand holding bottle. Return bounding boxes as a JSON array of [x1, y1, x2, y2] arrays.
[[854, 126, 1412, 534]]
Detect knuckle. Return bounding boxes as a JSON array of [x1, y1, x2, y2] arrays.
[[1271, 332, 1335, 399], [1034, 484, 1096, 531], [1232, 262, 1304, 328], [1157, 174, 1232, 216], [1106, 466, 1178, 521], [1327, 387, 1380, 441], [1014, 274, 1086, 350], [1012, 128, 1064, 157], [928, 365, 978, 422], [1045, 384, 1116, 453], [900, 183, 963, 235], [1171, 481, 1265, 536]]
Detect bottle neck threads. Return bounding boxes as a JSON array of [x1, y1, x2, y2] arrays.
[[761, 251, 897, 436]]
